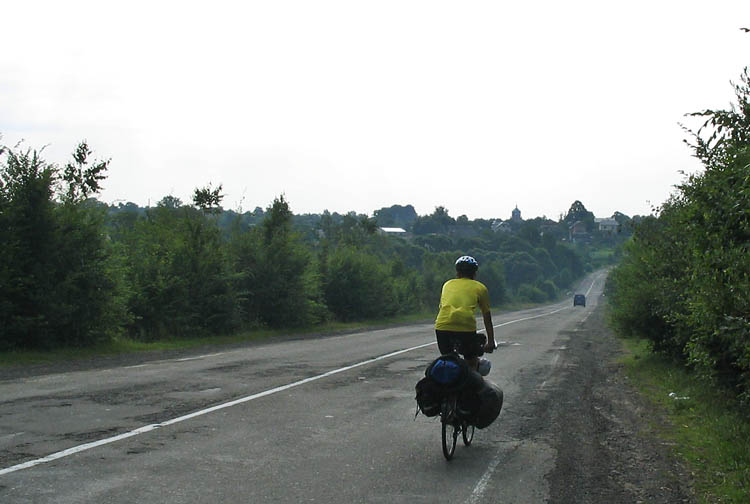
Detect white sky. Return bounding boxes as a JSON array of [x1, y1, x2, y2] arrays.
[[1, 1, 749, 220]]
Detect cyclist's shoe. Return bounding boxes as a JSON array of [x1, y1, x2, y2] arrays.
[[477, 358, 491, 376]]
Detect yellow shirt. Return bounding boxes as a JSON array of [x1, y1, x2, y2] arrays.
[[435, 278, 490, 332]]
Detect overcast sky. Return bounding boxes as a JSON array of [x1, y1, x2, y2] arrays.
[[1, 1, 749, 220]]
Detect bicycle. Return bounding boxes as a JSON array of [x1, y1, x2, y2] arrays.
[[440, 387, 475, 460], [437, 333, 495, 461]]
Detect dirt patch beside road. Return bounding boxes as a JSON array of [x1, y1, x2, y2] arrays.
[[540, 305, 694, 503]]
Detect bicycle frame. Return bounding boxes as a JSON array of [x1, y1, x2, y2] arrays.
[[440, 389, 474, 460]]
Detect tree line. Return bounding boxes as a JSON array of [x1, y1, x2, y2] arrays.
[[1, 139, 619, 351], [607, 68, 750, 403]]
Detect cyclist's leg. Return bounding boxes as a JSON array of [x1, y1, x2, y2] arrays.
[[435, 330, 459, 355], [459, 332, 484, 370]]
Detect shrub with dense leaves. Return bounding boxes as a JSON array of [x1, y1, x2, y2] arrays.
[[608, 68, 750, 402]]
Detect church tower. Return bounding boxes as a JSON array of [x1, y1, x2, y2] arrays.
[[511, 205, 522, 222]]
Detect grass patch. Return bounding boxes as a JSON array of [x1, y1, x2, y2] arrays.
[[619, 337, 750, 503], [0, 331, 270, 367]]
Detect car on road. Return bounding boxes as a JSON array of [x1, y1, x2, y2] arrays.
[[573, 294, 586, 307]]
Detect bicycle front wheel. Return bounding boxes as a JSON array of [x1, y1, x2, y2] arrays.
[[442, 418, 457, 460]]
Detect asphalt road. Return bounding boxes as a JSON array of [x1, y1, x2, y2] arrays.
[[0, 273, 606, 503]]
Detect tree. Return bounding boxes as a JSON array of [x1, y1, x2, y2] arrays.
[[62, 141, 109, 202], [504, 252, 541, 292], [0, 141, 126, 349], [251, 195, 324, 327], [563, 200, 595, 232], [412, 206, 456, 235], [193, 183, 224, 214], [158, 195, 183, 209], [373, 204, 417, 228]]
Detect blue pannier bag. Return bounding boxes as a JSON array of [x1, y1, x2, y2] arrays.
[[430, 358, 463, 385]]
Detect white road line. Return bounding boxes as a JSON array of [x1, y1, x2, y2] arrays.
[[493, 307, 567, 329], [1, 305, 572, 477], [176, 352, 226, 362], [0, 432, 25, 441], [467, 450, 504, 504], [585, 274, 602, 297]]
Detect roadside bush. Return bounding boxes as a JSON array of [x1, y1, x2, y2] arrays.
[[608, 68, 750, 402], [477, 259, 508, 306], [504, 252, 541, 292], [518, 284, 547, 303], [323, 246, 396, 321], [554, 268, 573, 290], [253, 196, 326, 328], [538, 280, 557, 301], [0, 142, 127, 349]]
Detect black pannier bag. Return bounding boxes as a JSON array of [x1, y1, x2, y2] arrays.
[[473, 380, 503, 429], [415, 376, 442, 417], [415, 354, 485, 418], [456, 389, 481, 419]]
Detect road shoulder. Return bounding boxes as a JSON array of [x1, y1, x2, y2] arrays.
[[541, 306, 694, 503]]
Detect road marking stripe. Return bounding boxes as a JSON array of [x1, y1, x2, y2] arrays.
[[175, 352, 226, 362], [1, 304, 575, 477], [467, 450, 503, 504], [493, 307, 567, 329]]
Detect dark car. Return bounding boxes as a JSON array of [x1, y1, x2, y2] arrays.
[[573, 294, 586, 307]]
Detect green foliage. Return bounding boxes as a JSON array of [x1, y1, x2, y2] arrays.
[[621, 337, 750, 503], [117, 199, 241, 339], [249, 195, 325, 327], [62, 142, 109, 202], [0, 142, 126, 349], [476, 259, 508, 306], [553, 267, 573, 290], [518, 283, 547, 303], [538, 279, 557, 301], [192, 183, 224, 214], [608, 68, 750, 402], [373, 204, 417, 228], [323, 246, 396, 320], [412, 206, 456, 234], [564, 199, 596, 232], [504, 251, 541, 292], [1, 134, 600, 350]]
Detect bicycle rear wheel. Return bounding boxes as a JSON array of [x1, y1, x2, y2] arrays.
[[442, 418, 457, 460]]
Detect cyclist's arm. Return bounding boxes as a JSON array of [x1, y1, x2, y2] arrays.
[[482, 311, 496, 350]]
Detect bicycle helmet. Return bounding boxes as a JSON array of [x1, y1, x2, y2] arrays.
[[455, 255, 479, 275]]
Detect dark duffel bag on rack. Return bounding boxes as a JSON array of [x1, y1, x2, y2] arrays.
[[474, 380, 504, 429]]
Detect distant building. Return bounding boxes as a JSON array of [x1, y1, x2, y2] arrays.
[[492, 221, 512, 233], [595, 218, 619, 234], [511, 206, 522, 223], [568, 221, 589, 242], [377, 227, 410, 238]]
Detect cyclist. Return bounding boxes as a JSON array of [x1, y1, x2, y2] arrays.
[[435, 255, 496, 371]]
